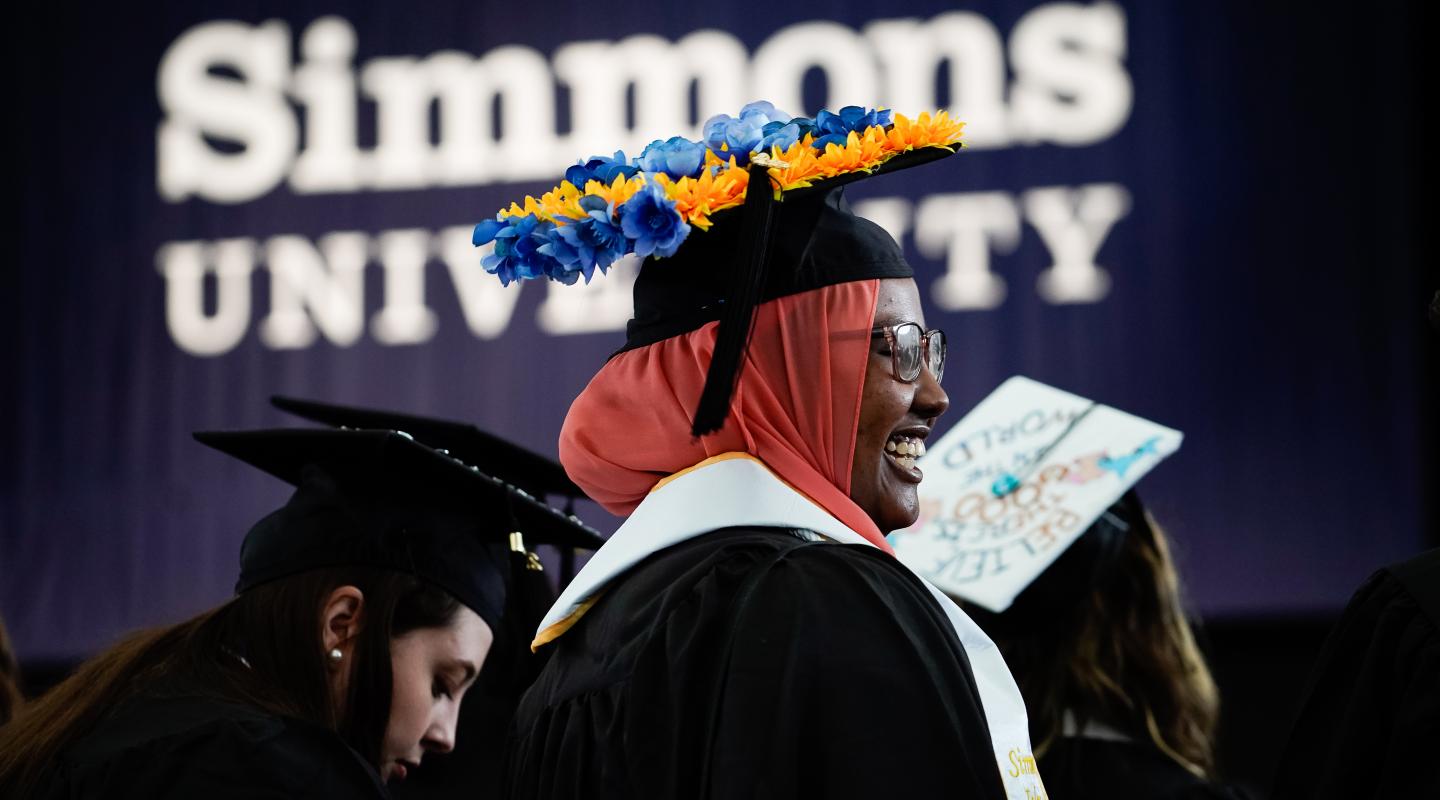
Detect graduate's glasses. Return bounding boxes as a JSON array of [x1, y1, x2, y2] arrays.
[[872, 323, 946, 383]]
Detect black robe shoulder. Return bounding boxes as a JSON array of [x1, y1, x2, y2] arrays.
[[40, 691, 389, 799], [503, 527, 1008, 799], [1038, 738, 1248, 800], [1273, 547, 1440, 798]]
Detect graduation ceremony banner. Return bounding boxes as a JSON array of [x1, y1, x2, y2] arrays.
[[2, 0, 1432, 659]]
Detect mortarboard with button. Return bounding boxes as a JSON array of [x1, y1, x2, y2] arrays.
[[194, 427, 605, 633], [268, 395, 599, 585]]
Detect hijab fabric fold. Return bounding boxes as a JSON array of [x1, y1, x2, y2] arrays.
[[559, 280, 891, 551]]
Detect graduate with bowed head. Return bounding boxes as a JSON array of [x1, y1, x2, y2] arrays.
[[267, 394, 596, 799], [470, 101, 1045, 798], [0, 425, 603, 798]]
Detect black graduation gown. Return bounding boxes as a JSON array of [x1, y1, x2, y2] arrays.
[[1037, 738, 1247, 800], [1272, 547, 1440, 798], [502, 527, 1009, 799], [37, 691, 389, 799]]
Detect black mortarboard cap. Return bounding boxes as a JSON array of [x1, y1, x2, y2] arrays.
[[270, 396, 585, 501], [195, 428, 604, 631], [619, 146, 959, 436]]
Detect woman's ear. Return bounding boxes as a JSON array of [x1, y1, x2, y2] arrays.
[[320, 585, 365, 664]]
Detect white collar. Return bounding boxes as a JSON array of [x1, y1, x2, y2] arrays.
[[536, 454, 855, 642], [1061, 710, 1133, 743]]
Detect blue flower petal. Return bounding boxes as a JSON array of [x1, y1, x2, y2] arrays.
[[472, 218, 504, 246]]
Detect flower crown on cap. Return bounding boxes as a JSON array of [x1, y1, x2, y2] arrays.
[[471, 101, 964, 286]]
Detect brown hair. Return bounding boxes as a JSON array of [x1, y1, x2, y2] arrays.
[[0, 615, 22, 725], [985, 502, 1220, 777], [0, 566, 461, 796]]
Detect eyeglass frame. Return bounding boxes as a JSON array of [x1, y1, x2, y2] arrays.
[[871, 322, 946, 383]]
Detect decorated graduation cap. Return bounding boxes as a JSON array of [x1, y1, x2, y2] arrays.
[[195, 427, 605, 631], [890, 376, 1184, 613], [472, 101, 965, 436]]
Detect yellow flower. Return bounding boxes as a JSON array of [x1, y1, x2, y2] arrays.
[[497, 194, 545, 221], [537, 181, 586, 222], [768, 137, 825, 192], [815, 127, 889, 178], [884, 110, 966, 153], [657, 165, 750, 231], [587, 173, 645, 209]]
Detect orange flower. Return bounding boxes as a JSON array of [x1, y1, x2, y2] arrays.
[[884, 110, 966, 153], [768, 138, 826, 192], [658, 166, 750, 231], [815, 127, 890, 178]]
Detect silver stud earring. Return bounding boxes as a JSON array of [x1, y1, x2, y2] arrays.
[[328, 648, 343, 662]]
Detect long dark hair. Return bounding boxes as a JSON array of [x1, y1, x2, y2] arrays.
[[0, 566, 461, 796], [972, 493, 1220, 777], [0, 615, 22, 726]]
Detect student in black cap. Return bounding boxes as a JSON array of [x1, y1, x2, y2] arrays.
[[268, 395, 595, 800], [0, 426, 602, 798], [471, 103, 1043, 798]]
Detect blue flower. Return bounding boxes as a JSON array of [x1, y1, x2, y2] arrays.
[[540, 196, 631, 282], [636, 136, 706, 180], [472, 214, 563, 285], [811, 106, 893, 150], [535, 226, 583, 285], [738, 100, 791, 127], [702, 115, 763, 162], [619, 182, 690, 259], [564, 150, 639, 188], [757, 120, 803, 152], [702, 101, 796, 163]]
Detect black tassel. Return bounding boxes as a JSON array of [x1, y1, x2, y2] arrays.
[[690, 162, 777, 437]]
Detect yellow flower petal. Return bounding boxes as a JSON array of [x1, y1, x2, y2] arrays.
[[589, 173, 644, 208], [657, 166, 750, 231]]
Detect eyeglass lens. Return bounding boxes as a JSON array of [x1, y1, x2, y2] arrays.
[[927, 330, 946, 383], [891, 323, 946, 382], [893, 323, 923, 381]]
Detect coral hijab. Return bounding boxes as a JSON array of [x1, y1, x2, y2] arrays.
[[559, 279, 891, 552]]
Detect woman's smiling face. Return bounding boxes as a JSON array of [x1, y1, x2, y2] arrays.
[[848, 278, 950, 533]]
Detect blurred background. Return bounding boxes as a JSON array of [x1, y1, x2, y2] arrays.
[[1, 1, 1434, 793]]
